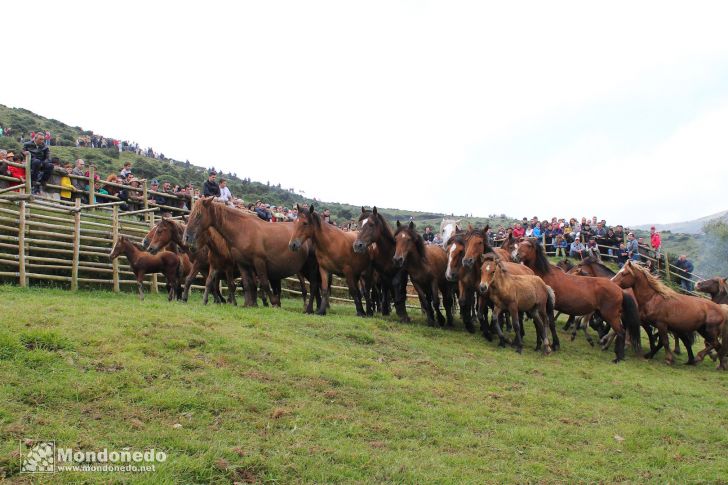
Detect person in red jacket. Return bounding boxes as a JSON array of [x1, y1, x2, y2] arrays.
[[650, 226, 661, 253], [512, 222, 526, 239]]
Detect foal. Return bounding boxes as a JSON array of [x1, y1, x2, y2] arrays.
[[479, 255, 554, 354], [110, 235, 180, 301]]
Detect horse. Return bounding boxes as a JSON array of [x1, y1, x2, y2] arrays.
[[514, 238, 641, 362], [289, 204, 371, 316], [354, 206, 410, 322], [143, 218, 201, 300], [696, 277, 728, 304], [109, 235, 180, 301], [445, 231, 482, 333], [612, 261, 726, 365], [439, 218, 461, 248], [479, 255, 555, 354], [143, 217, 241, 306], [393, 221, 454, 327], [184, 198, 320, 312]]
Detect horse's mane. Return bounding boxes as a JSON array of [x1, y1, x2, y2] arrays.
[[529, 239, 552, 274], [359, 209, 395, 245], [629, 262, 677, 299], [500, 234, 516, 248], [445, 231, 466, 247], [717, 278, 728, 298], [394, 223, 426, 258]]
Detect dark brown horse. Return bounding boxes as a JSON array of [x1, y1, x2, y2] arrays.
[[696, 277, 728, 304], [515, 239, 641, 362], [393, 221, 454, 327], [289, 204, 370, 316], [184, 198, 320, 312], [612, 261, 726, 365], [444, 231, 482, 333], [353, 207, 410, 322], [110, 235, 180, 301]]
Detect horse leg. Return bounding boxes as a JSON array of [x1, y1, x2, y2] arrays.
[[381, 279, 392, 316], [509, 302, 523, 353], [181, 261, 201, 302], [203, 269, 218, 305], [531, 310, 543, 352], [305, 270, 319, 314], [252, 259, 276, 307], [316, 269, 330, 316], [673, 332, 682, 355], [562, 314, 574, 332], [431, 281, 445, 326], [460, 291, 474, 333], [441, 283, 454, 327], [477, 295, 492, 341], [679, 333, 697, 365], [491, 305, 508, 346], [695, 326, 716, 362], [536, 308, 552, 354], [136, 274, 145, 301], [226, 270, 238, 305], [581, 313, 595, 346], [413, 283, 435, 326], [345, 272, 367, 317], [655, 323, 674, 364], [239, 266, 257, 307], [165, 266, 178, 302]]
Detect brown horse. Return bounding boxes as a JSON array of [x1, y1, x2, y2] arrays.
[[696, 277, 728, 304], [184, 198, 320, 312], [144, 218, 240, 306], [515, 239, 641, 362], [612, 261, 726, 365], [353, 207, 410, 322], [289, 204, 370, 316], [110, 235, 179, 301], [444, 231, 483, 333], [479, 255, 555, 354], [393, 221, 454, 326]]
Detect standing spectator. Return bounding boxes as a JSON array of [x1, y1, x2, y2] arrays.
[[71, 159, 86, 200], [650, 226, 662, 257], [218, 178, 232, 204], [569, 237, 585, 259], [626, 232, 640, 262], [24, 132, 52, 194], [674, 255, 694, 292], [423, 226, 435, 243], [44, 131, 51, 146], [202, 171, 220, 197]]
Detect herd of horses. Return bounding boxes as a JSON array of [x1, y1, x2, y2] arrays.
[[109, 198, 728, 370]]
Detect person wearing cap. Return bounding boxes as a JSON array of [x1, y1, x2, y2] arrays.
[[23, 132, 52, 193], [149, 180, 169, 206], [569, 236, 586, 260], [626, 232, 640, 262], [202, 171, 220, 197]]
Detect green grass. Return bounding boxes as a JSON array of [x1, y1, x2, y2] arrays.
[[0, 286, 727, 483]]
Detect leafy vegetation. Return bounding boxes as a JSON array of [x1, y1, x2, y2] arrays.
[[0, 287, 727, 483]]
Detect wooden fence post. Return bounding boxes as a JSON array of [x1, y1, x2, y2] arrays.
[[24, 153, 32, 195], [18, 200, 27, 287], [664, 250, 671, 282], [149, 210, 158, 294], [88, 165, 96, 206], [142, 181, 149, 224], [112, 205, 120, 292], [71, 198, 81, 291]]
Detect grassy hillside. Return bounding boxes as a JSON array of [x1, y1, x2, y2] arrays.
[[0, 287, 727, 483], [0, 104, 513, 230]]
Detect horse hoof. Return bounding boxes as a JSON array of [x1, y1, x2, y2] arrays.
[[570, 335, 576, 342], [552, 343, 560, 351], [399, 317, 411, 324], [483, 333, 493, 342], [612, 358, 623, 364], [684, 360, 697, 366], [465, 323, 476, 334], [587, 339, 595, 347], [515, 347, 523, 354], [665, 359, 674, 366], [543, 346, 552, 356]]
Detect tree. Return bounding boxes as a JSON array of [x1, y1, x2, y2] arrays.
[[697, 220, 728, 276]]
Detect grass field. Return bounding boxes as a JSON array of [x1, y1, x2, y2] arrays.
[[1, 286, 727, 484]]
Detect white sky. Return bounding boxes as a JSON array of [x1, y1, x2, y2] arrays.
[[5, 0, 728, 225]]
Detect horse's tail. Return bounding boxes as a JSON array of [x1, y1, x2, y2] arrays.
[[621, 292, 642, 355], [717, 305, 728, 370], [545, 285, 556, 321]]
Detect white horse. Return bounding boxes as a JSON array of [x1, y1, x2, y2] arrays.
[[439, 218, 461, 248]]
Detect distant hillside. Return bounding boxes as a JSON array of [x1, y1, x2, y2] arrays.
[[634, 210, 728, 235], [0, 104, 513, 230]]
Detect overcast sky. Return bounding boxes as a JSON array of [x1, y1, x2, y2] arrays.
[[5, 1, 728, 225]]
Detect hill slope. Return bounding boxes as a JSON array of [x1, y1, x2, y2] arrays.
[[0, 104, 513, 229], [0, 287, 727, 483], [635, 210, 728, 235]]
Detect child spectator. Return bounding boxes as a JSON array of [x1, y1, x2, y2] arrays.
[[60, 164, 74, 201]]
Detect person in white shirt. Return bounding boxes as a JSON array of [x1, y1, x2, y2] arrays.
[[217, 178, 232, 204]]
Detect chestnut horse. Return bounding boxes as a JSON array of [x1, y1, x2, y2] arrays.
[[479, 255, 555, 354], [612, 261, 726, 365], [393, 221, 454, 327], [110, 235, 179, 301], [445, 232, 483, 332], [289, 204, 371, 316], [696, 277, 728, 304], [515, 239, 641, 362], [184, 198, 320, 312], [144, 218, 240, 306], [354, 207, 410, 322]]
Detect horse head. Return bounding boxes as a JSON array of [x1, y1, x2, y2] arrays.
[[478, 252, 502, 294], [354, 206, 379, 254], [184, 197, 215, 252], [444, 234, 465, 282], [462, 226, 490, 268], [393, 220, 421, 268], [289, 203, 317, 251]]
